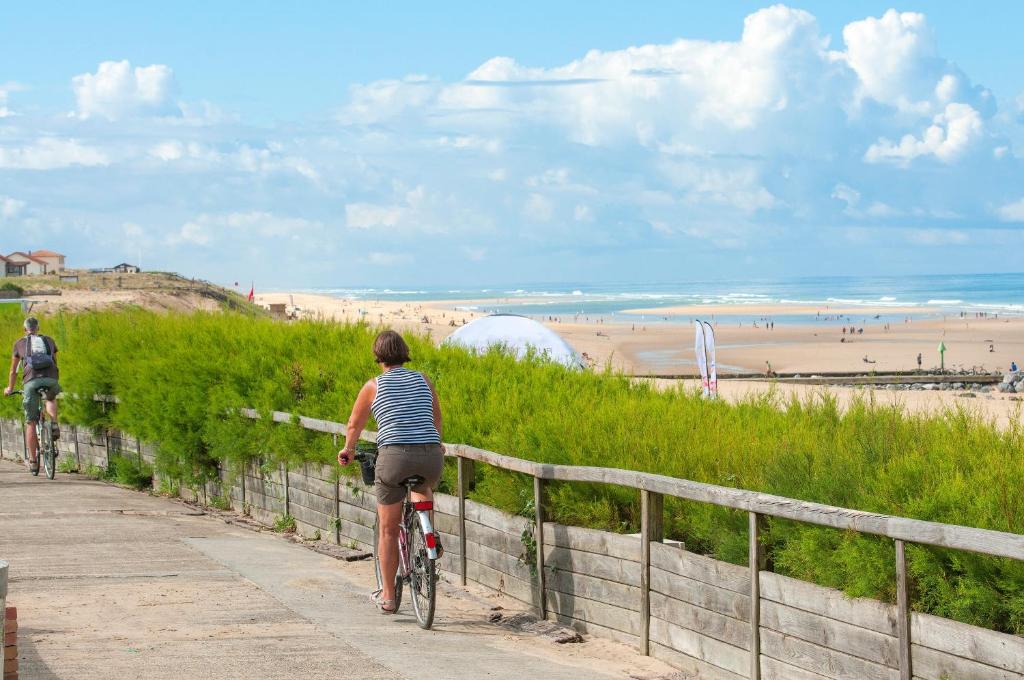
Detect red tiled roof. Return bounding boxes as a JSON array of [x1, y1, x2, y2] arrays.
[[30, 249, 64, 258], [7, 251, 50, 265]]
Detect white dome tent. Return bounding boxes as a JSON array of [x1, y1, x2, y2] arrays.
[[442, 314, 585, 369]]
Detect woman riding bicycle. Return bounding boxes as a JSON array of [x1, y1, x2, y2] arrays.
[[338, 330, 444, 614]]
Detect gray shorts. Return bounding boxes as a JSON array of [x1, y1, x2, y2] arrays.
[[23, 377, 61, 423], [374, 443, 444, 506]]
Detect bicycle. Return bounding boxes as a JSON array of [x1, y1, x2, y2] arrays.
[[354, 448, 440, 629], [9, 388, 58, 480]]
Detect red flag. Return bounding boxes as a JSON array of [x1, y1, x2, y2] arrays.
[[247, 284, 254, 303]]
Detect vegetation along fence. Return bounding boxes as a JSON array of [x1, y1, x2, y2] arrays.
[[2, 403, 1022, 680]]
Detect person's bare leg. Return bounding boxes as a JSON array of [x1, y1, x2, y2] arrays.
[[377, 500, 403, 608], [45, 398, 58, 423], [25, 421, 38, 465]]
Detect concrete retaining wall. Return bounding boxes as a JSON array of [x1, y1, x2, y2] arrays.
[[1, 417, 1021, 678]]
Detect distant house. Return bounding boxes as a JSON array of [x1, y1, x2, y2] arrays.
[[5, 252, 47, 275], [29, 250, 66, 272], [113, 263, 141, 273]]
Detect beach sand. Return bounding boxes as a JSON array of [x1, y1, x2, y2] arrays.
[[263, 292, 1023, 374], [261, 291, 1024, 424]]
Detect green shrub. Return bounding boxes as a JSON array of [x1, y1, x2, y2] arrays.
[[0, 283, 24, 295], [108, 455, 153, 490], [2, 303, 1022, 632], [274, 514, 296, 533], [209, 494, 232, 510]]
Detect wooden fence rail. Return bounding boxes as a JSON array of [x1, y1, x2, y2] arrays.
[[41, 398, 1017, 679], [232, 406, 1024, 680]]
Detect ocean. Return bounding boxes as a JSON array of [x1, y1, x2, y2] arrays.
[[300, 272, 1024, 326]]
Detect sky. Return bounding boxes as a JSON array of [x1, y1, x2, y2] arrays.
[[2, 2, 1023, 288]]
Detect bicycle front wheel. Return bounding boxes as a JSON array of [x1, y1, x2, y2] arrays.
[[44, 440, 55, 480], [408, 516, 436, 629]]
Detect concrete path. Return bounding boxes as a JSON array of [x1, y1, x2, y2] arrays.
[[0, 459, 678, 679]]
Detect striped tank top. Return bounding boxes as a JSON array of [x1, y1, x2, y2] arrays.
[[371, 367, 441, 446]]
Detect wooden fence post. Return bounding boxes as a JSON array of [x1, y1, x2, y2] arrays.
[[283, 462, 290, 517], [749, 512, 765, 680], [534, 475, 547, 619], [896, 539, 912, 680], [73, 425, 81, 470], [640, 489, 664, 656], [334, 478, 341, 545], [457, 456, 475, 586]]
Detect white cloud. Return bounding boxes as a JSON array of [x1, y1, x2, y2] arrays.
[[0, 196, 26, 219], [171, 211, 322, 246], [72, 60, 179, 120], [832, 183, 861, 211], [842, 10, 936, 112], [340, 75, 439, 125], [1, 7, 1020, 284], [660, 162, 778, 213], [997, 198, 1024, 222], [368, 252, 413, 266], [904, 229, 969, 245], [865, 103, 984, 164], [435, 135, 502, 153], [0, 138, 109, 169], [865, 201, 900, 218], [0, 82, 23, 118], [523, 193, 553, 222], [573, 204, 594, 222], [346, 203, 405, 229], [146, 139, 321, 183], [150, 140, 185, 161]]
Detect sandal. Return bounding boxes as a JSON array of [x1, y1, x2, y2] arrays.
[[370, 588, 397, 614], [28, 458, 39, 474]]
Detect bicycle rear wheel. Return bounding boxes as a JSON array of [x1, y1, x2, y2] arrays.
[[29, 421, 43, 477], [42, 421, 55, 480], [372, 513, 403, 612], [408, 516, 436, 629]]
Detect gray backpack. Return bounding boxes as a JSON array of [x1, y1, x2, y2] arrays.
[[24, 334, 54, 371]]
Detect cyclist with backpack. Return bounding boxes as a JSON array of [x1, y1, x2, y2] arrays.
[[4, 317, 61, 473]]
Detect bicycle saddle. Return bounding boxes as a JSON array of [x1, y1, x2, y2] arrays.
[[401, 475, 426, 487]]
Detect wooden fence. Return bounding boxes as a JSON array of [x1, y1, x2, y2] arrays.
[[2, 406, 1022, 679]]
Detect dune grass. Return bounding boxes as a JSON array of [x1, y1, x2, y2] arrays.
[[1, 303, 1021, 632]]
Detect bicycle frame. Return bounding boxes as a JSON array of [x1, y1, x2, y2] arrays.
[[9, 388, 57, 479], [398, 498, 438, 577]]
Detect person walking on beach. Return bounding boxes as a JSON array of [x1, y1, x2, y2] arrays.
[[917, 353, 923, 372], [337, 330, 444, 615], [4, 317, 61, 473]]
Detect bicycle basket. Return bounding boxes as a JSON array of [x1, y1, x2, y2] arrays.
[[355, 442, 377, 486]]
